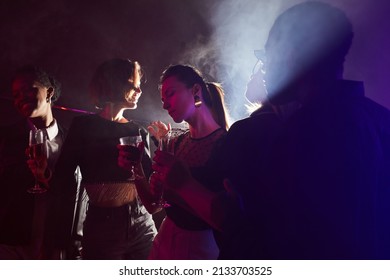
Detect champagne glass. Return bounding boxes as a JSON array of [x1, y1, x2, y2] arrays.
[[152, 130, 174, 208], [119, 135, 143, 181], [27, 129, 47, 194]]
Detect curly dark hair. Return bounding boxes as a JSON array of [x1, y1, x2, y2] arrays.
[[13, 65, 61, 103]]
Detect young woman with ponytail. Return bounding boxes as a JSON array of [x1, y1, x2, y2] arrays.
[[118, 64, 239, 259]]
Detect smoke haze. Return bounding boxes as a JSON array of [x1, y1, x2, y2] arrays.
[[1, 0, 389, 128]]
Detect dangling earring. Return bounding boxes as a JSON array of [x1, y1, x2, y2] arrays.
[[46, 97, 51, 103], [194, 95, 202, 108]]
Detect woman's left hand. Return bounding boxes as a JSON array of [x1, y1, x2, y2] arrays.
[[147, 121, 171, 141]]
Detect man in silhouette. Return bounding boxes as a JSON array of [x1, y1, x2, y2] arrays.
[[223, 1, 390, 259]]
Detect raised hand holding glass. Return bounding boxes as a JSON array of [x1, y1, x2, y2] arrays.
[[119, 135, 143, 181]]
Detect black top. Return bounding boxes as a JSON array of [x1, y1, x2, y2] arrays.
[[221, 80, 390, 259], [54, 114, 152, 183], [165, 128, 227, 231], [219, 104, 284, 259], [48, 114, 152, 248]]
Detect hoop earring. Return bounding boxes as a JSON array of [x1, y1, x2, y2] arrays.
[[194, 95, 202, 108]]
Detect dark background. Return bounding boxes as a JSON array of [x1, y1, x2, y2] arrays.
[[1, 0, 389, 129]]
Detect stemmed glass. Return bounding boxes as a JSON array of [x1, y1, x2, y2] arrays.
[[27, 129, 48, 194], [119, 135, 143, 181], [152, 130, 174, 208]]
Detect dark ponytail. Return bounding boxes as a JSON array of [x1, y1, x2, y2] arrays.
[[206, 82, 229, 131]]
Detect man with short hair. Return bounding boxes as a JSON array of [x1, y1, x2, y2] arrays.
[[0, 65, 65, 259], [223, 1, 390, 259]]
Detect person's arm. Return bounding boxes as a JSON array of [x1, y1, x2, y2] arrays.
[[117, 143, 162, 214], [134, 163, 164, 214], [152, 150, 244, 232], [170, 176, 242, 232]]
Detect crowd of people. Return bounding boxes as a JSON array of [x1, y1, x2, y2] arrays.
[[1, 1, 390, 260]]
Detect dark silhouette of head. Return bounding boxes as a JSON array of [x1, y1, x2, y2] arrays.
[[264, 1, 354, 104]]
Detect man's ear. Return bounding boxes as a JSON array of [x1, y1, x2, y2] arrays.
[[46, 87, 54, 102]]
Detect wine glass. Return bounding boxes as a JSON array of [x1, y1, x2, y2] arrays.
[[119, 135, 143, 181], [152, 130, 175, 208], [27, 129, 48, 194]]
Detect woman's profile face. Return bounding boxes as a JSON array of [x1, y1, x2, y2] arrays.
[[160, 76, 195, 123], [124, 62, 142, 109]]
